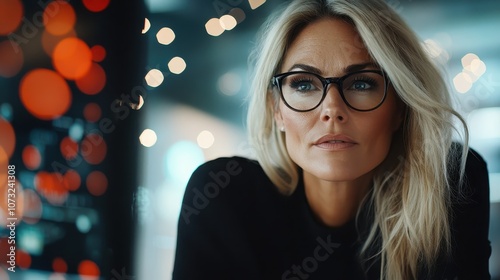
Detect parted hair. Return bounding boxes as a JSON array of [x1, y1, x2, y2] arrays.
[[246, 0, 469, 279]]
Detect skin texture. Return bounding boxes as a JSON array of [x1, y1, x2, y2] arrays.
[[274, 18, 403, 227]]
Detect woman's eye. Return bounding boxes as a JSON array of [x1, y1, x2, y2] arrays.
[[352, 81, 371, 90], [294, 81, 314, 91]]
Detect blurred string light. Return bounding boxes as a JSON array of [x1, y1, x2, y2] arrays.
[[90, 45, 106, 62], [453, 53, 486, 94], [140, 128, 158, 147], [248, 0, 266, 9], [168, 56, 186, 74], [156, 27, 175, 45], [197, 130, 215, 149], [76, 215, 92, 233], [0, 103, 13, 121], [422, 39, 449, 61], [142, 18, 151, 34], [145, 68, 164, 87]]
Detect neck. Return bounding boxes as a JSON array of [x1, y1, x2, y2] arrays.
[[303, 172, 372, 227]]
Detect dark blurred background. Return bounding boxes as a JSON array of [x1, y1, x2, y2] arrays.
[[0, 0, 499, 279]]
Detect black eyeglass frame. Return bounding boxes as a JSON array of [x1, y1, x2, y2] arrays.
[[272, 69, 389, 112]]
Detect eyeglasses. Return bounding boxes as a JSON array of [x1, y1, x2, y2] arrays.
[[272, 70, 388, 112]]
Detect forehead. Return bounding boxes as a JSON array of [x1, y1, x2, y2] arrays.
[[281, 18, 372, 74]]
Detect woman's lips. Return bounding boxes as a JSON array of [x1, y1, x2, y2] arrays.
[[313, 134, 357, 150]]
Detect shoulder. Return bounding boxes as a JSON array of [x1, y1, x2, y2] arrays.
[[447, 143, 491, 278], [179, 156, 283, 225]]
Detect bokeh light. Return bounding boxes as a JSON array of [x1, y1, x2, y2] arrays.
[[168, 56, 186, 74], [229, 8, 246, 24], [145, 69, 164, 87], [453, 72, 473, 94], [52, 257, 68, 273], [53, 37, 92, 80], [83, 103, 102, 123], [78, 260, 100, 279], [17, 250, 31, 269], [81, 133, 107, 165], [22, 145, 41, 170], [218, 71, 242, 96], [34, 172, 68, 205], [248, 0, 266, 9], [60, 136, 79, 160], [197, 130, 215, 149], [142, 18, 151, 34], [86, 171, 108, 196], [63, 169, 81, 191], [0, 41, 24, 78], [0, 0, 23, 35], [75, 62, 106, 95], [139, 129, 157, 147], [19, 69, 72, 120], [205, 18, 224, 36], [82, 0, 110, 12], [43, 1, 76, 36], [0, 117, 15, 158], [76, 214, 92, 233], [220, 15, 237, 30], [461, 53, 479, 69], [90, 45, 106, 62], [156, 27, 175, 45]]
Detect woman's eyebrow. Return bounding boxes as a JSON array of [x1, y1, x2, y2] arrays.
[[343, 62, 379, 73], [287, 64, 323, 75], [287, 62, 379, 76]]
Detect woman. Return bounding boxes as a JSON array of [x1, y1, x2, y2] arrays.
[[173, 0, 491, 279]]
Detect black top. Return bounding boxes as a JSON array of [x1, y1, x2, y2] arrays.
[[172, 148, 491, 279]]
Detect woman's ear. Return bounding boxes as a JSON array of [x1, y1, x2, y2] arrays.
[[274, 109, 285, 132]]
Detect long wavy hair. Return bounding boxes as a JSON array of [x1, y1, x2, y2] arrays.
[[246, 0, 469, 279]]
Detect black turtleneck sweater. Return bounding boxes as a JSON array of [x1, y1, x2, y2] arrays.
[[172, 148, 490, 279]]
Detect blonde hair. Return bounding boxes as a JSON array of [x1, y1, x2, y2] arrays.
[[246, 0, 469, 279]]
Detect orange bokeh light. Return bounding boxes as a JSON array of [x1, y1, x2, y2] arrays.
[[41, 29, 77, 56], [43, 0, 76, 36], [90, 45, 106, 62], [75, 62, 106, 95], [22, 189, 43, 224], [86, 170, 108, 196], [17, 250, 31, 269], [83, 0, 110, 12], [52, 257, 68, 273], [60, 136, 78, 160], [81, 134, 107, 165], [83, 103, 102, 123], [63, 169, 81, 191], [0, 117, 15, 159], [0, 0, 23, 35], [22, 145, 41, 170], [0, 179, 24, 224], [34, 171, 68, 205], [0, 41, 23, 78], [78, 260, 100, 278], [53, 37, 92, 80], [19, 68, 71, 120]]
